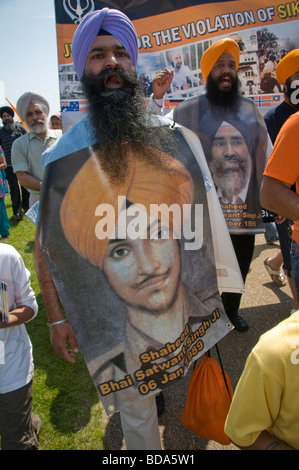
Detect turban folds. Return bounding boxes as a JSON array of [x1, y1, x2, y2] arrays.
[[0, 106, 14, 119], [60, 148, 193, 268], [200, 38, 240, 82], [72, 8, 139, 80], [276, 49, 299, 84], [16, 91, 50, 123]]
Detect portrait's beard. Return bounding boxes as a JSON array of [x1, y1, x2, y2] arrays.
[[27, 120, 47, 134], [81, 68, 177, 183], [285, 79, 299, 111], [206, 74, 241, 108], [210, 154, 252, 202]]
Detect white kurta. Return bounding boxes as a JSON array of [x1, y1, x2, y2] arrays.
[[0, 243, 38, 394]]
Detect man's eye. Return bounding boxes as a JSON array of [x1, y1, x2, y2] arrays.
[[111, 247, 129, 258], [213, 141, 224, 147], [152, 228, 169, 240]]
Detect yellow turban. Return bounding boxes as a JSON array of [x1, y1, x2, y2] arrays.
[[60, 147, 193, 268], [200, 38, 240, 83], [276, 49, 299, 85]]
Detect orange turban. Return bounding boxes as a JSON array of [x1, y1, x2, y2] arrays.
[[276, 49, 299, 85], [60, 147, 193, 268], [200, 38, 240, 82]]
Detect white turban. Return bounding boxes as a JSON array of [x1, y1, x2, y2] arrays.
[[16, 91, 50, 123]]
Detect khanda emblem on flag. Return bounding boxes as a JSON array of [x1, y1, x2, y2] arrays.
[[63, 0, 95, 23]]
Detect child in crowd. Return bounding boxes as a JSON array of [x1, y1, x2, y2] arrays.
[[0, 243, 40, 449]]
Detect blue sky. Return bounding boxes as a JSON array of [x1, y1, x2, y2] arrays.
[[0, 0, 61, 117]]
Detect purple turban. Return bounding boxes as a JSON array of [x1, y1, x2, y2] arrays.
[[72, 8, 139, 80]]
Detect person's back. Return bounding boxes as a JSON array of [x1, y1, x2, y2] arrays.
[[225, 310, 299, 450]]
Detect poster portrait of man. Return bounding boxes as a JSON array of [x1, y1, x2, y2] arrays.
[[174, 99, 269, 233], [209, 120, 260, 230]]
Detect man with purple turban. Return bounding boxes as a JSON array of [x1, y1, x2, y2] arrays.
[[35, 8, 240, 450]]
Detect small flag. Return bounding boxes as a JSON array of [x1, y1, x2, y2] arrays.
[[61, 100, 88, 112]]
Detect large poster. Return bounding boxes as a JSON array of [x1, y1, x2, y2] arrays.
[[46, 0, 298, 413], [39, 123, 236, 414], [55, 0, 299, 123], [54, 0, 299, 235]]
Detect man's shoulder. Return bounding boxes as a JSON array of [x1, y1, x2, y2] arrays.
[[11, 132, 28, 148], [0, 242, 19, 260], [238, 95, 258, 110], [42, 117, 92, 166], [177, 93, 206, 108], [174, 93, 207, 120], [279, 110, 299, 132], [15, 123, 27, 134], [254, 311, 299, 359], [48, 129, 62, 139]]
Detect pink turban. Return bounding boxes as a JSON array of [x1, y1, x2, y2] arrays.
[[72, 8, 139, 80]]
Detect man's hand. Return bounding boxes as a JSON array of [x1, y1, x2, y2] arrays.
[[152, 68, 173, 99], [49, 321, 79, 364]]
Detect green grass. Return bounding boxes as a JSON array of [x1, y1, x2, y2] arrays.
[[1, 195, 105, 450]]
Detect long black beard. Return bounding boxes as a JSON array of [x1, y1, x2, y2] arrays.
[[81, 68, 177, 183], [3, 122, 16, 133], [206, 74, 241, 108]]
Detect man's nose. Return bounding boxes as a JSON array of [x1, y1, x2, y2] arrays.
[[105, 53, 119, 68], [222, 63, 231, 74], [136, 242, 161, 275]]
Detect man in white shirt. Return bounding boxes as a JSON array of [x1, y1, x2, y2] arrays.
[[11, 92, 62, 207]]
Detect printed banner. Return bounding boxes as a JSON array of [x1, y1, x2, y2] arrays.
[[55, 0, 299, 123], [53, 0, 299, 234], [39, 124, 237, 414]]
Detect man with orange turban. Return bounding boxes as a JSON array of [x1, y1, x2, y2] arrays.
[[34, 10, 240, 450], [151, 37, 272, 333]]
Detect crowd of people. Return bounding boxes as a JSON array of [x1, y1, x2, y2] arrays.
[[0, 7, 299, 451]]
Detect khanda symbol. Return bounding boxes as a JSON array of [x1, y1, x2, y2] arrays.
[[63, 0, 95, 23]]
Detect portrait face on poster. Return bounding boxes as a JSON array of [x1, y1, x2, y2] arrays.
[[210, 122, 252, 204]]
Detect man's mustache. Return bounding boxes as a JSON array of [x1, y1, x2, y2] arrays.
[[217, 72, 235, 82], [223, 154, 245, 165], [88, 67, 136, 90], [31, 119, 45, 125]]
